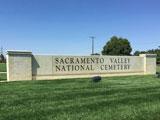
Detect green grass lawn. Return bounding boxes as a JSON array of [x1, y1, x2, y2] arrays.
[[0, 75, 160, 120], [0, 63, 7, 81], [0, 73, 7, 81], [0, 63, 6, 72], [157, 65, 160, 72]]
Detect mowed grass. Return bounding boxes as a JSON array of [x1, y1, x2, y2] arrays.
[[0, 63, 7, 81], [0, 73, 7, 81], [0, 76, 160, 120], [0, 63, 6, 72], [157, 65, 160, 72]]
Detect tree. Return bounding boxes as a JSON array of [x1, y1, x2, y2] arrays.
[[102, 36, 132, 55], [0, 54, 6, 63], [134, 51, 146, 56]]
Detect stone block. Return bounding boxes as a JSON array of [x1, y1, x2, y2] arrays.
[[7, 51, 32, 81]]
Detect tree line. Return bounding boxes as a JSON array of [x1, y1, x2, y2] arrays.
[[101, 36, 160, 64], [134, 47, 160, 64]]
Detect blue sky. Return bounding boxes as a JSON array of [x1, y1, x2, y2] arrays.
[[0, 0, 160, 55]]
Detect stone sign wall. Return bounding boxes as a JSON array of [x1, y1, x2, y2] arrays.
[[7, 51, 157, 81]]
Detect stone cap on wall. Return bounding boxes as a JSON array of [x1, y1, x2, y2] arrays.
[[139, 54, 157, 58], [7, 50, 32, 55]]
